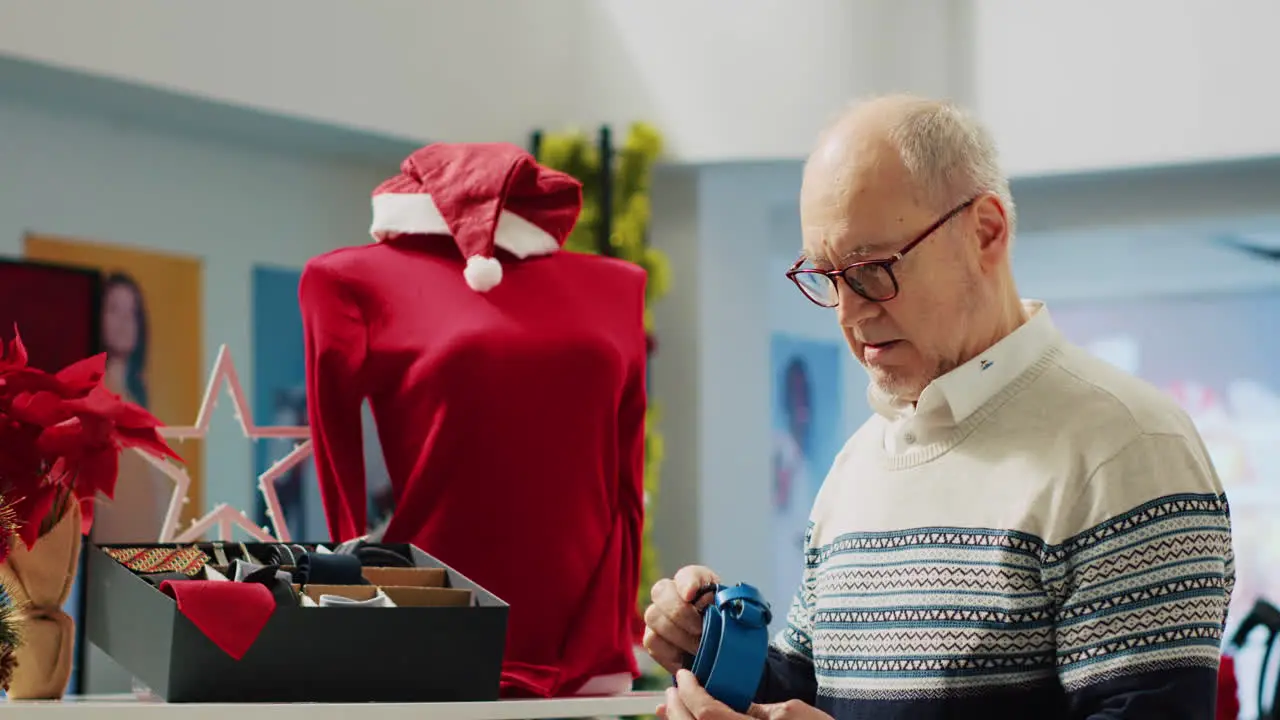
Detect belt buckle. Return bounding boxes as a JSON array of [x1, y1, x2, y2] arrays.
[[714, 583, 771, 629]]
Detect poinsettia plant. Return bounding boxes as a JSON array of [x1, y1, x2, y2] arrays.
[[0, 327, 181, 551]]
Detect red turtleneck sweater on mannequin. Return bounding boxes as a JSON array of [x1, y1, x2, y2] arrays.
[[299, 236, 646, 698]]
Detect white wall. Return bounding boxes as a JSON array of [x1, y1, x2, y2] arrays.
[[0, 0, 581, 151], [973, 0, 1280, 177], [691, 164, 795, 586], [0, 0, 967, 163], [0, 95, 386, 517], [10, 0, 1280, 170], [646, 166, 701, 574], [649, 163, 812, 585], [583, 0, 968, 162]]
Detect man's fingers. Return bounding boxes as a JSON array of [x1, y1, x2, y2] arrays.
[[650, 577, 675, 602], [645, 567, 722, 673], [673, 565, 721, 602], [664, 687, 696, 720], [747, 704, 779, 720], [675, 669, 736, 719], [641, 626, 687, 674], [652, 578, 710, 637], [644, 602, 702, 654]]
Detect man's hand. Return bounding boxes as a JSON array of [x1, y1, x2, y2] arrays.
[[657, 670, 831, 720], [642, 565, 721, 673]]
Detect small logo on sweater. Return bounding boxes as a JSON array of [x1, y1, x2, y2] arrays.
[[979, 359, 993, 371]]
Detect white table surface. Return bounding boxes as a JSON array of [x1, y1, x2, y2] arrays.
[[3, 692, 667, 719]]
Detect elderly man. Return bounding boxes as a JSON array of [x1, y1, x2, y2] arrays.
[[645, 95, 1234, 720]]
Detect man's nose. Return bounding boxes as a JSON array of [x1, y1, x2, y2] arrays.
[[835, 281, 878, 326]]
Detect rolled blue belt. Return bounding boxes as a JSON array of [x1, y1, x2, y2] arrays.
[[679, 583, 773, 713]]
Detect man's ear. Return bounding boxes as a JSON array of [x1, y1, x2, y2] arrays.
[[971, 194, 1010, 271]]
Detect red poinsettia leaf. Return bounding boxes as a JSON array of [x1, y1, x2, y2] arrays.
[[78, 494, 96, 535], [35, 415, 105, 453], [2, 325, 29, 369], [0, 368, 65, 398], [113, 401, 167, 431], [46, 456, 72, 485], [56, 385, 123, 418], [67, 384, 167, 429], [12, 485, 57, 549], [0, 421, 42, 460], [114, 425, 182, 462], [54, 353, 107, 394], [0, 466, 46, 504], [8, 391, 72, 428], [71, 449, 120, 500]]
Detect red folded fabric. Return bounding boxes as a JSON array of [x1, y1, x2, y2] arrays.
[[159, 580, 277, 660]]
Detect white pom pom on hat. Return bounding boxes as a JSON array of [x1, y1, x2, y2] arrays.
[[463, 255, 503, 292], [367, 142, 584, 293]]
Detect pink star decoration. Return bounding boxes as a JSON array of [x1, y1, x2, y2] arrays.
[[136, 345, 312, 543]]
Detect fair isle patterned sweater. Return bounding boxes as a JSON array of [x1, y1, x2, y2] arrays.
[[756, 306, 1234, 719]]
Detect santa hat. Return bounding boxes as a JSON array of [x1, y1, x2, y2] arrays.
[[369, 142, 582, 292]]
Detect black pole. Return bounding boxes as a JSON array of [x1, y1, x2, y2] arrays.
[[529, 130, 544, 159], [598, 125, 614, 257]]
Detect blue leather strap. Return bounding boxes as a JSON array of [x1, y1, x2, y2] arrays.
[[680, 583, 772, 713]]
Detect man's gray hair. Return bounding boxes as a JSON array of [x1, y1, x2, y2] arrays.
[[881, 97, 1017, 239]]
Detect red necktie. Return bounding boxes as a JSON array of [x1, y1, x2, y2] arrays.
[[159, 580, 276, 660]]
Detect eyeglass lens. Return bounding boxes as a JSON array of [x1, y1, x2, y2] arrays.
[[794, 272, 838, 306], [795, 265, 897, 305], [848, 265, 896, 301]]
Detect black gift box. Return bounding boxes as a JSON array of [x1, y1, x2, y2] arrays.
[[85, 542, 508, 703]]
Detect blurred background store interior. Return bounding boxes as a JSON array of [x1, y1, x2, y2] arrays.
[[1, 0, 1278, 715]]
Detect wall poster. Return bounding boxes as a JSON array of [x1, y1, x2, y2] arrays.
[[250, 265, 392, 541], [769, 333, 844, 613], [251, 266, 322, 541], [24, 234, 205, 543]]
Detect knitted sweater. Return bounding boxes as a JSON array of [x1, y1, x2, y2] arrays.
[[757, 303, 1234, 719]]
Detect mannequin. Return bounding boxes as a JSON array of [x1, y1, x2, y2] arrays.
[[299, 143, 646, 699]]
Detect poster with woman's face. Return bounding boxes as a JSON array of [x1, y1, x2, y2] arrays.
[[24, 234, 205, 541], [101, 274, 149, 407], [769, 333, 844, 613]]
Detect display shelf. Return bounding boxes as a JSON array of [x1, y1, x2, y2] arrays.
[[4, 692, 666, 720]]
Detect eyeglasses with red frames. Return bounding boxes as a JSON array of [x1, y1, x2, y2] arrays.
[[785, 196, 978, 307]]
